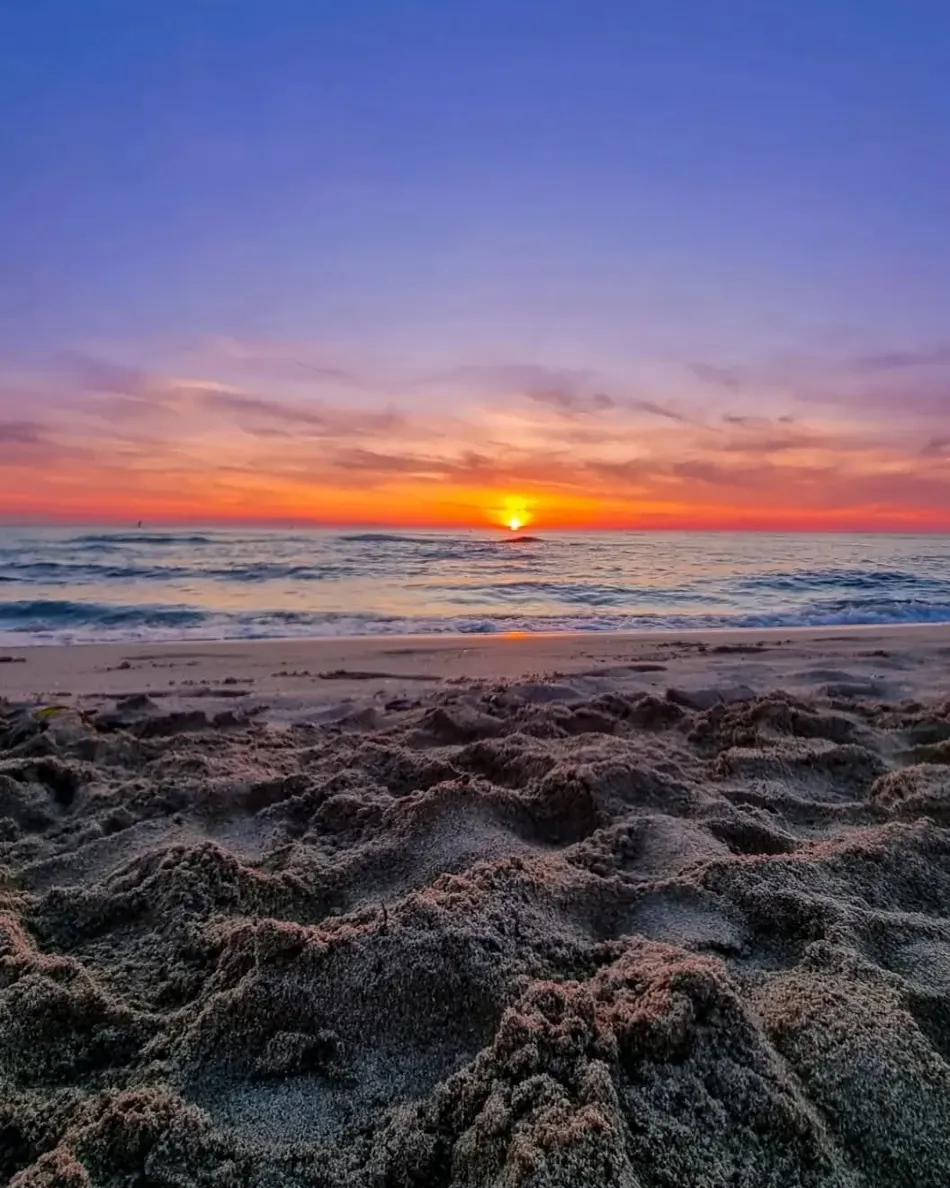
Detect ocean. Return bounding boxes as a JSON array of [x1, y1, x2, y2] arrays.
[[1, 527, 949, 645]]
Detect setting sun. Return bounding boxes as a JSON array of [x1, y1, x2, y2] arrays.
[[495, 495, 533, 533]]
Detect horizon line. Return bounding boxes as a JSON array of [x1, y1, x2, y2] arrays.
[[2, 520, 949, 536]]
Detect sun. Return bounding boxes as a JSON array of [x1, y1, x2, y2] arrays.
[[495, 495, 533, 533]]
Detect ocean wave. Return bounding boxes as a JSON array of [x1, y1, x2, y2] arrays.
[[3, 595, 950, 645], [439, 580, 723, 608], [336, 532, 438, 545], [733, 567, 950, 594], [0, 560, 355, 585], [335, 533, 533, 559], [73, 532, 217, 547], [3, 529, 950, 644], [0, 599, 210, 631]]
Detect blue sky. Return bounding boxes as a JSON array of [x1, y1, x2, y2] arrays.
[[2, 1, 949, 526]]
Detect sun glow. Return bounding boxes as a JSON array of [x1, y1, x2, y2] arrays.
[[496, 495, 532, 533]]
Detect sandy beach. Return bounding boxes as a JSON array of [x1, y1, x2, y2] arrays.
[[3, 625, 950, 1185]]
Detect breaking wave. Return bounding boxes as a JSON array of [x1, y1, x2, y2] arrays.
[[2, 528, 950, 643]]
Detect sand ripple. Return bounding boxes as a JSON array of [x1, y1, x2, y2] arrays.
[[2, 686, 950, 1185]]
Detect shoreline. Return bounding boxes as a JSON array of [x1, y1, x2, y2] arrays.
[[3, 622, 950, 714], [3, 616, 950, 650]]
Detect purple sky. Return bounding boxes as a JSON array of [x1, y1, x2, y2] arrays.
[[2, 2, 949, 526]]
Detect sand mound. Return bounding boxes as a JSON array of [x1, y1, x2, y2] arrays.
[[2, 684, 950, 1185]]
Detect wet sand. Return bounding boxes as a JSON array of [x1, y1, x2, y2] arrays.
[[2, 626, 950, 1185]]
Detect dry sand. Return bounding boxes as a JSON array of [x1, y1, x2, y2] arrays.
[[2, 626, 950, 1185]]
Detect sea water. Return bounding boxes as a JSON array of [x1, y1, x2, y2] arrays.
[[1, 527, 949, 644]]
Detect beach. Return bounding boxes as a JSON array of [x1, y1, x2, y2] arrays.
[[3, 625, 950, 1185]]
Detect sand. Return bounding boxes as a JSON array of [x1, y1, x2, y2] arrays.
[[2, 626, 950, 1186]]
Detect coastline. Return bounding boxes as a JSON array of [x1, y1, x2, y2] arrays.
[[3, 622, 950, 713]]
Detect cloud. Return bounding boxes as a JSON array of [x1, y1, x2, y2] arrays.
[[583, 458, 656, 486], [693, 347, 950, 392], [57, 353, 405, 437], [439, 363, 596, 398], [671, 459, 746, 486], [624, 398, 689, 423], [691, 347, 950, 419], [189, 337, 361, 385], [59, 352, 211, 424], [7, 342, 950, 527], [794, 383, 950, 417], [431, 363, 604, 421], [202, 391, 330, 428], [429, 361, 692, 426], [527, 388, 689, 423], [526, 389, 615, 415], [688, 362, 746, 391], [0, 419, 94, 468], [671, 457, 842, 493], [62, 352, 164, 399], [848, 346, 950, 373], [719, 421, 829, 455], [200, 391, 405, 438], [0, 421, 46, 445], [327, 448, 442, 476], [244, 441, 597, 492]]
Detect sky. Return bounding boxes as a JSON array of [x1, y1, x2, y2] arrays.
[[1, 1, 949, 530]]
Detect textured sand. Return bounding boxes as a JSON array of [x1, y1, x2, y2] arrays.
[[2, 628, 950, 1186]]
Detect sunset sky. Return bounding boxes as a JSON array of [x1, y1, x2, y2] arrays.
[[2, 2, 949, 531]]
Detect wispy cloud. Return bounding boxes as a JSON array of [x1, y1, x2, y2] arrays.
[[187, 336, 362, 385], [625, 397, 689, 423], [848, 346, 950, 373], [671, 459, 778, 488], [688, 362, 746, 391], [689, 346, 950, 419], [0, 421, 46, 445], [435, 363, 596, 398], [526, 389, 615, 415], [325, 447, 445, 477], [201, 391, 331, 428], [202, 391, 405, 438], [4, 345, 950, 528], [0, 419, 92, 468], [435, 361, 691, 424], [62, 351, 167, 399], [722, 413, 765, 426]]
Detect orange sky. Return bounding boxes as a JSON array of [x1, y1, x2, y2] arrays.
[[2, 343, 950, 532]]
